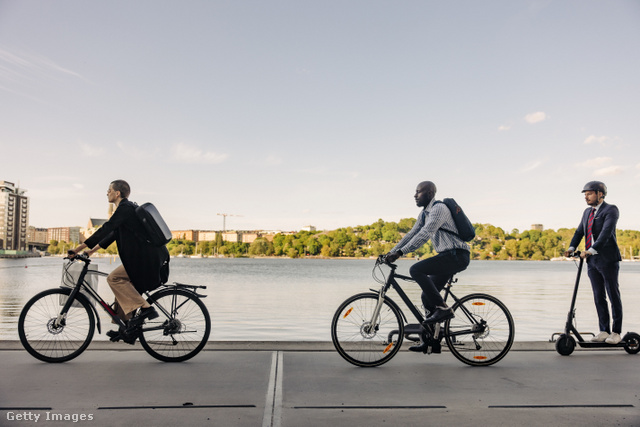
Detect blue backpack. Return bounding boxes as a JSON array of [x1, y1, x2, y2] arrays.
[[434, 198, 476, 242]]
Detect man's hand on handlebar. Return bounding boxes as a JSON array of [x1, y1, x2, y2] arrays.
[[383, 251, 401, 264]]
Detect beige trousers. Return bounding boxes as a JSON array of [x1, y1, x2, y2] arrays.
[[107, 265, 150, 320]]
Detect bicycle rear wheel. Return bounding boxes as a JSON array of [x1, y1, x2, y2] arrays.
[[139, 288, 211, 362], [331, 293, 404, 367], [444, 293, 514, 366], [18, 288, 95, 363]]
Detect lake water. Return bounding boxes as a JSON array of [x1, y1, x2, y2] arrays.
[[1, 257, 639, 342]]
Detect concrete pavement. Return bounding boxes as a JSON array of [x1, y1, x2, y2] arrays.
[[1, 341, 639, 427]]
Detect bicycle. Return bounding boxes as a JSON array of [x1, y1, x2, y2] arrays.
[[18, 253, 211, 363], [331, 256, 515, 367]]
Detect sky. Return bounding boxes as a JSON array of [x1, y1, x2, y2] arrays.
[[1, 0, 639, 233]]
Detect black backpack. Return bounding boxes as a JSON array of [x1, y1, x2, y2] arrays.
[[434, 198, 476, 242], [135, 202, 172, 247]]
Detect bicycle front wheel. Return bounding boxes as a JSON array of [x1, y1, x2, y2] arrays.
[[139, 289, 211, 362], [331, 293, 404, 367], [444, 293, 514, 366], [18, 288, 95, 363]]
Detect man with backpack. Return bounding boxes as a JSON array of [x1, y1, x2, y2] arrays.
[[384, 181, 471, 351], [70, 180, 170, 342]]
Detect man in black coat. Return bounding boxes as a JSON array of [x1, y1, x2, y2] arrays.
[[71, 180, 170, 337], [565, 181, 623, 345]]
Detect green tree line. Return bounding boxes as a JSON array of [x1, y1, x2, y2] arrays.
[[48, 219, 640, 260]]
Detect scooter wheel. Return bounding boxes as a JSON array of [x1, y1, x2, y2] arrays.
[[555, 334, 576, 356], [623, 332, 640, 355]]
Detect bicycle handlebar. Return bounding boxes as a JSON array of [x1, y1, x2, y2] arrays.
[[376, 254, 396, 268], [66, 251, 91, 263]]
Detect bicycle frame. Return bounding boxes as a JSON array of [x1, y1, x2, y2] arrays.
[[372, 261, 486, 343], [57, 257, 124, 335], [59, 256, 208, 337]]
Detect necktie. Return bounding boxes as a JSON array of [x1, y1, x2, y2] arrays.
[[585, 208, 595, 250]]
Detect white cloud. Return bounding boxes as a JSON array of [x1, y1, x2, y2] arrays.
[[584, 135, 612, 146], [172, 143, 228, 164], [0, 47, 87, 82], [79, 142, 105, 157], [498, 125, 510, 131], [576, 157, 612, 168], [594, 165, 625, 176], [524, 112, 547, 124]]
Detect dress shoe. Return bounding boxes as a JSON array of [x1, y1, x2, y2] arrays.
[[423, 307, 454, 325], [605, 333, 622, 345], [138, 306, 159, 320], [127, 306, 159, 328], [591, 331, 609, 342]]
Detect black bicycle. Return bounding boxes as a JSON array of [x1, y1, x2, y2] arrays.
[[18, 253, 211, 363], [331, 256, 515, 367]]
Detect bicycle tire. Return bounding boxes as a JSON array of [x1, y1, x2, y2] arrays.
[[139, 288, 211, 362], [18, 288, 95, 363], [444, 293, 514, 366], [331, 292, 404, 367]]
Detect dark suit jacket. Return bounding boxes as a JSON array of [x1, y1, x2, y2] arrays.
[[569, 201, 621, 263], [84, 199, 170, 292]]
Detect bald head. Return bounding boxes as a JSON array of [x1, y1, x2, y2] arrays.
[[415, 181, 436, 207]]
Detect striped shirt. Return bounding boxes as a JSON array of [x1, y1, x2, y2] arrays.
[[392, 199, 469, 255]]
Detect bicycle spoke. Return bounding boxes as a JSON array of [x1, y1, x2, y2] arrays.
[[331, 293, 403, 367]]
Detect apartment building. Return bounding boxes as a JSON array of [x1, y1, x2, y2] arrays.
[[48, 227, 82, 244], [0, 181, 29, 251]]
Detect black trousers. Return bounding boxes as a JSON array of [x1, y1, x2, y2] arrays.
[[409, 249, 470, 313], [587, 256, 623, 334]]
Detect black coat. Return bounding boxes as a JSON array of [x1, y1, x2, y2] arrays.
[[84, 199, 170, 292]]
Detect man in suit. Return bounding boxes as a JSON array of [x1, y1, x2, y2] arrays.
[[565, 181, 623, 344]]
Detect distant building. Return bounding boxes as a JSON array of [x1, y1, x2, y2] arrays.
[[169, 229, 283, 244], [301, 225, 316, 232], [531, 224, 544, 231], [27, 226, 49, 252], [48, 227, 82, 244], [172, 230, 199, 241], [82, 218, 108, 241], [0, 181, 29, 251], [27, 226, 48, 244], [198, 231, 218, 241]]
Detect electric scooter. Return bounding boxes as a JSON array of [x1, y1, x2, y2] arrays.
[[553, 251, 640, 356]]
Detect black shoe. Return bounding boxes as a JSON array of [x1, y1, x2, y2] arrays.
[[138, 306, 159, 320], [106, 330, 121, 342], [422, 307, 454, 325], [128, 306, 159, 328]]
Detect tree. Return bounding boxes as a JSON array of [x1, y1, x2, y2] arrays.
[[249, 238, 274, 256]]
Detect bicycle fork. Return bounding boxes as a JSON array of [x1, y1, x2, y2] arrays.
[[365, 287, 387, 335]]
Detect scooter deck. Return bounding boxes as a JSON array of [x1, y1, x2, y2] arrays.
[[576, 341, 628, 349]]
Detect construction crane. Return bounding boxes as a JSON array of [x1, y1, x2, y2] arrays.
[[217, 213, 243, 232]]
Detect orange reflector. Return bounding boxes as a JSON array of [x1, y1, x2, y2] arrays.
[[383, 343, 394, 354], [472, 302, 485, 306], [343, 307, 353, 319], [473, 355, 488, 360]]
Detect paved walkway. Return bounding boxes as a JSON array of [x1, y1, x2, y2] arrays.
[[1, 341, 639, 427]]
